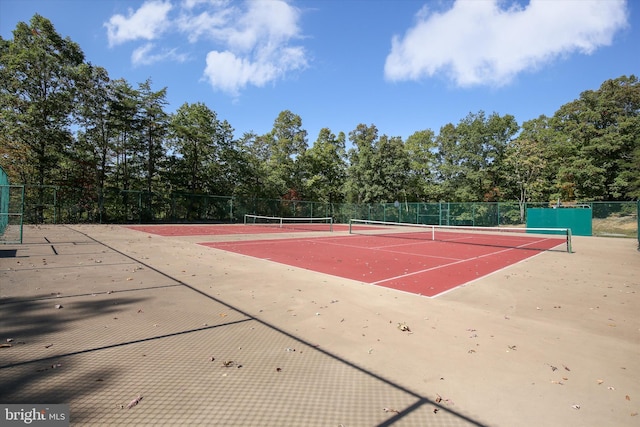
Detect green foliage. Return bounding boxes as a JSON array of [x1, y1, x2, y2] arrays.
[[405, 129, 437, 201], [550, 75, 640, 200], [302, 128, 347, 204], [0, 14, 84, 188], [266, 110, 308, 199]]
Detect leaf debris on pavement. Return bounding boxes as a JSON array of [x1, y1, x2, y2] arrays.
[[397, 322, 411, 332], [126, 395, 143, 409]]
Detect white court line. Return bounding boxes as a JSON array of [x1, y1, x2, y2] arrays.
[[371, 240, 541, 285]]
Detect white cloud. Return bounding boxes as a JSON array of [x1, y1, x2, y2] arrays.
[[180, 0, 229, 11], [384, 0, 629, 87], [105, 0, 307, 96], [195, 0, 308, 95], [175, 5, 234, 43], [105, 0, 173, 47], [132, 43, 189, 66], [203, 45, 306, 96]]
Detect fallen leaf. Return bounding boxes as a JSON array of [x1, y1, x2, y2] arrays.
[[397, 322, 411, 332], [625, 395, 630, 401], [126, 395, 143, 409]]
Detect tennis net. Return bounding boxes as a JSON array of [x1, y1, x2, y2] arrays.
[[348, 219, 572, 253], [244, 214, 333, 232]]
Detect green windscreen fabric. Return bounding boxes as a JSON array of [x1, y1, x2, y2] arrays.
[[0, 166, 9, 235], [526, 207, 592, 236]]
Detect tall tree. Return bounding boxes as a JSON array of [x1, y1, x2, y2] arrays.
[[233, 132, 273, 199], [108, 79, 140, 192], [372, 134, 411, 203], [405, 129, 437, 201], [433, 123, 463, 201], [266, 110, 308, 199], [345, 124, 410, 204], [345, 124, 378, 203], [551, 75, 640, 200], [137, 79, 169, 194], [74, 63, 112, 220], [454, 111, 518, 201], [168, 101, 237, 197], [302, 128, 347, 204], [168, 102, 221, 194], [502, 116, 553, 219], [0, 14, 84, 220], [434, 112, 518, 202], [210, 118, 237, 195]]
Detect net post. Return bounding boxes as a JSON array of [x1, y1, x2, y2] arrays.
[[329, 217, 333, 232], [566, 228, 573, 253], [349, 219, 353, 234], [243, 214, 248, 225]]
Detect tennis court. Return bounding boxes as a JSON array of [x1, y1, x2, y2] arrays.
[[127, 224, 347, 236], [2, 224, 639, 426], [199, 221, 567, 297], [127, 215, 341, 236]]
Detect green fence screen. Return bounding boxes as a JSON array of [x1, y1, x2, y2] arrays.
[[0, 166, 8, 236], [0, 166, 24, 244]]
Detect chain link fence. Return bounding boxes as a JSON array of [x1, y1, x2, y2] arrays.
[[0, 166, 24, 244], [16, 185, 639, 240]]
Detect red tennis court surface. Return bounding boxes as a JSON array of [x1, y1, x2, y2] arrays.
[[201, 232, 566, 297], [126, 223, 347, 236]]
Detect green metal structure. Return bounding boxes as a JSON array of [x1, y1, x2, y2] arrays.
[[0, 166, 24, 244], [10, 183, 639, 246]]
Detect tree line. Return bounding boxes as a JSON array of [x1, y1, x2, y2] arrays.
[[1, 15, 639, 222]]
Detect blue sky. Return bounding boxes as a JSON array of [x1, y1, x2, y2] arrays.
[[1, 0, 637, 144]]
